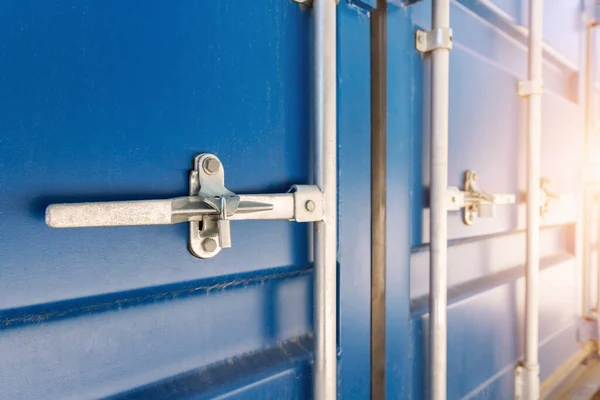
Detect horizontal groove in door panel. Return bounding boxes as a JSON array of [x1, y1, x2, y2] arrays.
[[411, 224, 575, 302], [460, 318, 579, 400], [0, 273, 312, 399], [462, 363, 516, 400], [538, 318, 580, 383], [410, 0, 577, 101], [413, 223, 575, 253], [109, 334, 312, 399], [1, 220, 310, 311], [411, 252, 574, 316], [412, 258, 578, 398], [413, 319, 580, 399], [0, 266, 311, 331]]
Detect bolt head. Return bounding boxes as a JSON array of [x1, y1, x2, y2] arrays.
[[203, 157, 220, 175], [305, 200, 316, 212], [202, 237, 218, 252]]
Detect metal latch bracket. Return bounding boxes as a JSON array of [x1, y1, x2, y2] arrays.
[[415, 28, 453, 53], [188, 154, 324, 258], [539, 178, 559, 217], [446, 170, 516, 225]]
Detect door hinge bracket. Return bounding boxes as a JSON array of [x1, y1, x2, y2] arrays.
[[446, 170, 516, 225], [46, 154, 324, 259], [415, 28, 453, 53]]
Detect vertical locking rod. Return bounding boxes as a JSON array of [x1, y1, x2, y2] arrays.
[[313, 0, 337, 399], [583, 21, 599, 320], [520, 0, 543, 398], [429, 0, 451, 399]]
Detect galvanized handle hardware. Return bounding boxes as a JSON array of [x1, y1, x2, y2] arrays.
[[46, 153, 324, 259], [519, 178, 562, 217], [446, 170, 516, 225], [539, 178, 559, 217]]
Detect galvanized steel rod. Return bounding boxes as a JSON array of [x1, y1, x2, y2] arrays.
[[523, 0, 543, 398], [585, 22, 599, 318], [313, 0, 337, 399], [585, 22, 599, 165], [596, 199, 600, 314], [430, 0, 450, 399]]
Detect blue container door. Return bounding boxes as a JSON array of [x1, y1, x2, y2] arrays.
[[0, 1, 371, 398], [402, 0, 585, 398]]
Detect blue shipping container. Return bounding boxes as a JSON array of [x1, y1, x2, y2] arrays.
[[0, 0, 598, 398]]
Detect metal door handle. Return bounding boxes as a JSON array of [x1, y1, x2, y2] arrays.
[[46, 197, 212, 228], [445, 170, 516, 225], [46, 154, 324, 258]]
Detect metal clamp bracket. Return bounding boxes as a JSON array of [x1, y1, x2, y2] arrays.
[[415, 28, 453, 53], [539, 178, 559, 217], [517, 79, 543, 97], [46, 154, 324, 259], [291, 0, 313, 6], [520, 178, 563, 217], [446, 170, 516, 225], [291, 0, 341, 7]]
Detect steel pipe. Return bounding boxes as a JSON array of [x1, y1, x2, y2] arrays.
[[585, 22, 599, 165], [429, 0, 451, 399], [522, 0, 544, 398], [313, 0, 337, 399], [585, 21, 600, 319]]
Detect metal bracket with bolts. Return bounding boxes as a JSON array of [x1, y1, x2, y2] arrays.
[[520, 178, 562, 217], [539, 178, 559, 217], [446, 170, 516, 225], [291, 0, 313, 5], [415, 27, 453, 53], [46, 154, 324, 259]]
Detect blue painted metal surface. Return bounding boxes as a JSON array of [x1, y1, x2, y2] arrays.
[[0, 0, 592, 398], [0, 1, 371, 398], [399, 0, 587, 398]]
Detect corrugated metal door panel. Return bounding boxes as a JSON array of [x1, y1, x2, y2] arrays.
[[0, 0, 311, 307], [407, 0, 583, 398], [0, 1, 371, 398], [411, 256, 579, 399], [479, 0, 581, 68], [412, 0, 580, 246]]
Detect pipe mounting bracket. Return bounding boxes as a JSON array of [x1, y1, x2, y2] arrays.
[[415, 28, 453, 53], [518, 80, 543, 97], [291, 0, 341, 7]]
